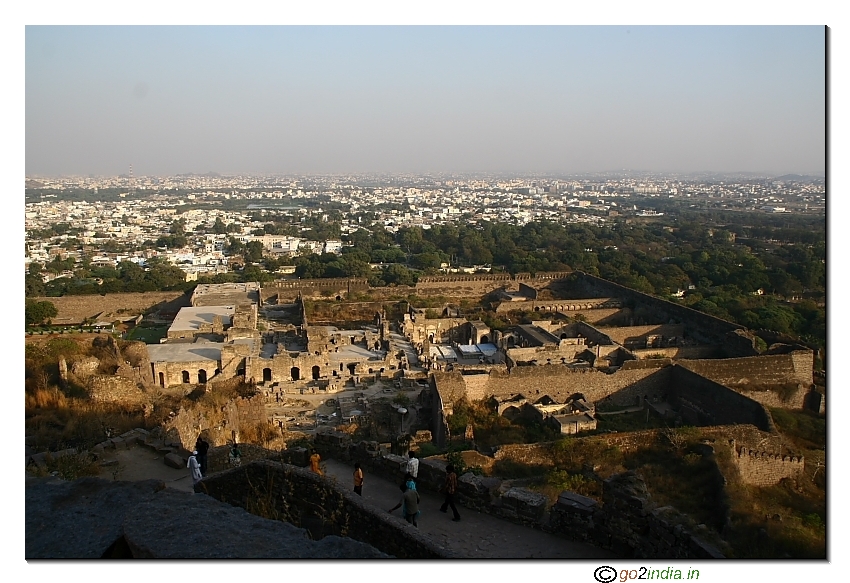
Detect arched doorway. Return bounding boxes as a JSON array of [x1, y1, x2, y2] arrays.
[[182, 370, 190, 384], [291, 367, 300, 381], [312, 365, 320, 380], [198, 370, 207, 383], [158, 372, 165, 387], [347, 363, 357, 375], [263, 368, 272, 383], [480, 335, 489, 344]]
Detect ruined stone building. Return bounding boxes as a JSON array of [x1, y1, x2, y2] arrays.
[[137, 273, 818, 448]]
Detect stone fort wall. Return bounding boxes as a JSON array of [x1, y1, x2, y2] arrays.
[[571, 272, 758, 356], [679, 352, 813, 388], [33, 292, 189, 323], [729, 439, 805, 487], [669, 366, 775, 432], [434, 364, 673, 409]]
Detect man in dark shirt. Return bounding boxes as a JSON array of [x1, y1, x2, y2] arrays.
[[440, 464, 461, 521], [195, 436, 210, 477]]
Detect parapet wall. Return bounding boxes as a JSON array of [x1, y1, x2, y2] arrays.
[[299, 434, 724, 559], [199, 460, 454, 558], [729, 439, 804, 487]]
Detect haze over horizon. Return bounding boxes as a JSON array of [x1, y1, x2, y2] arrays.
[[26, 26, 825, 178]]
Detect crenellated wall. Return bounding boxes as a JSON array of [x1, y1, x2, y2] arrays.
[[729, 439, 805, 487]]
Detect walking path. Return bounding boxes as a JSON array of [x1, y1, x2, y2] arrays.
[[86, 444, 615, 558], [321, 458, 616, 559]]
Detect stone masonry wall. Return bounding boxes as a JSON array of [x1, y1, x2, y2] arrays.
[[433, 365, 673, 416], [669, 366, 775, 431], [679, 352, 813, 389], [32, 292, 188, 323], [199, 460, 455, 558], [572, 272, 757, 356], [729, 439, 804, 487], [87, 375, 151, 406]]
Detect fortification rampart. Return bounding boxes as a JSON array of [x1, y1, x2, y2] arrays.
[[434, 365, 673, 410], [261, 278, 370, 302], [669, 366, 775, 431], [729, 439, 804, 487], [678, 352, 813, 409], [572, 272, 757, 356], [32, 292, 189, 323], [632, 346, 723, 360], [679, 352, 813, 388]]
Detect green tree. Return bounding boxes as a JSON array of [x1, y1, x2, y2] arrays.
[[26, 299, 58, 326]]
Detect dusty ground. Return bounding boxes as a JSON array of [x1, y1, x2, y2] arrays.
[[95, 444, 195, 493]]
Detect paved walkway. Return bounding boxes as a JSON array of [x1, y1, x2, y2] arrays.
[[321, 458, 616, 559], [90, 445, 615, 558]]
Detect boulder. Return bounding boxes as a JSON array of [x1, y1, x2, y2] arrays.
[[164, 452, 185, 469], [123, 488, 388, 558], [26, 477, 166, 558], [25, 476, 388, 559]]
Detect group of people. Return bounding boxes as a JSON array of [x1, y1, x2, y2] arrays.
[[186, 435, 241, 486], [187, 441, 463, 526], [386, 450, 461, 527]]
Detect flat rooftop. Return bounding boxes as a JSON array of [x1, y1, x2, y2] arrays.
[[147, 343, 223, 363], [169, 306, 235, 334]]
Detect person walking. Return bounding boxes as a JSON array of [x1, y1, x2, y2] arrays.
[[353, 462, 364, 496], [389, 481, 421, 527], [406, 450, 419, 483], [310, 449, 323, 475], [439, 464, 461, 522], [195, 436, 210, 476], [187, 450, 203, 486], [229, 442, 242, 467]]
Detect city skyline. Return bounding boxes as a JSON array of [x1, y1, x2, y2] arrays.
[[26, 26, 825, 177]]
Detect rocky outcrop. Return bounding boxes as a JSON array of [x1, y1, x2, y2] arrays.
[[25, 476, 388, 559]]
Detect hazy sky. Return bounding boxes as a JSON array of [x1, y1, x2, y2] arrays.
[[25, 26, 825, 177]]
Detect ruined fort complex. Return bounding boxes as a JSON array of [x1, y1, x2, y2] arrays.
[[74, 271, 819, 459]]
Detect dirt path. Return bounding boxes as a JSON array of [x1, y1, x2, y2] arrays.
[[95, 444, 195, 493]]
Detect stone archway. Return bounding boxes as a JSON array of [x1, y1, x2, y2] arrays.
[[198, 369, 207, 383], [158, 372, 165, 387], [291, 367, 300, 381], [480, 335, 489, 344], [182, 370, 190, 384], [312, 365, 320, 380]]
